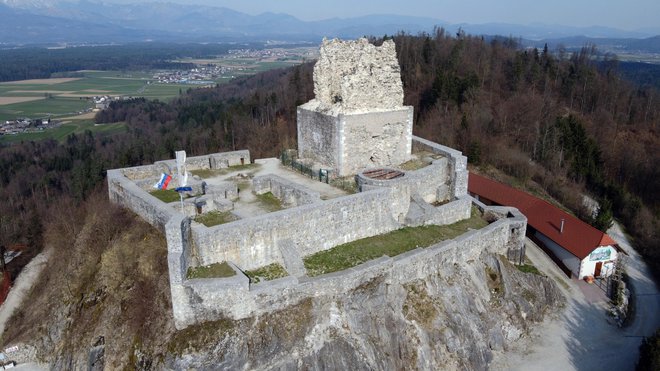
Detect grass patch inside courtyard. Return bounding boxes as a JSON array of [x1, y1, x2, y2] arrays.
[[193, 211, 238, 227], [187, 261, 236, 279], [303, 207, 489, 277], [149, 189, 181, 203], [244, 263, 289, 283], [255, 191, 283, 212]]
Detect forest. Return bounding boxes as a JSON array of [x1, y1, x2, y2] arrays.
[[0, 30, 658, 284], [0, 42, 263, 82]]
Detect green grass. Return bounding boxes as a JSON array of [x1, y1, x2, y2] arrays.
[[304, 207, 489, 276], [516, 263, 542, 275], [190, 163, 259, 179], [0, 121, 126, 143], [255, 192, 282, 212], [0, 71, 191, 122], [193, 211, 238, 227], [186, 261, 236, 279], [0, 96, 92, 121], [149, 189, 181, 203], [244, 263, 289, 283]]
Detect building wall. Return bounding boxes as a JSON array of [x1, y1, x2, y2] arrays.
[[535, 232, 581, 277], [339, 107, 413, 176], [190, 188, 402, 271], [412, 136, 468, 198], [296, 105, 413, 176], [579, 245, 618, 279], [107, 169, 178, 233], [297, 105, 340, 171]]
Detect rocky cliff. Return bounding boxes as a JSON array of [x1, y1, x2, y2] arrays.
[[164, 252, 562, 370]]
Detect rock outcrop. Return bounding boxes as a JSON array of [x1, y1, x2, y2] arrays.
[[164, 253, 564, 370]]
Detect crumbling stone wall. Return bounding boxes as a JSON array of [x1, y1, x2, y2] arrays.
[[253, 174, 321, 208], [313, 38, 404, 112], [297, 38, 413, 176]]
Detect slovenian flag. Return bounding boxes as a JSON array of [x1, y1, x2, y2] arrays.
[[154, 173, 172, 190]]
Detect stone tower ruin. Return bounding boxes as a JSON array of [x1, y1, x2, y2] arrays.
[[297, 38, 414, 176]]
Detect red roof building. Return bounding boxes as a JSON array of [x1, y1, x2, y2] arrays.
[[468, 172, 621, 279]]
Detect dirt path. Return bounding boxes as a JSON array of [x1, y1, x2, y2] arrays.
[[0, 250, 51, 336], [491, 223, 660, 370]]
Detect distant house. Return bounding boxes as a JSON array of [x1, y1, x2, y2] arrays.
[[468, 173, 623, 280]]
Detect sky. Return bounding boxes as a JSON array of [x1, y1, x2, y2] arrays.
[[107, 0, 660, 31]]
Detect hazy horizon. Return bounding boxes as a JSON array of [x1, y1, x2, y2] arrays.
[[101, 0, 659, 32]]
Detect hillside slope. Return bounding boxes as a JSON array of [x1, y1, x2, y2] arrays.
[[0, 191, 563, 369]]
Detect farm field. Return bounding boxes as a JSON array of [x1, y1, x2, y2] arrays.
[[0, 119, 126, 144], [0, 48, 315, 142], [0, 71, 191, 122]]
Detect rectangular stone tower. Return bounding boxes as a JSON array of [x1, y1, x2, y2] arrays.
[[297, 38, 413, 176]]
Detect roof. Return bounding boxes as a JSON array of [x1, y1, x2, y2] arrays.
[[468, 172, 617, 260]]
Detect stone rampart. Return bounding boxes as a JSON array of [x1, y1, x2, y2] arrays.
[[252, 174, 321, 207], [155, 150, 250, 171], [172, 203, 527, 328], [190, 188, 400, 271], [412, 136, 468, 197], [107, 169, 178, 233]]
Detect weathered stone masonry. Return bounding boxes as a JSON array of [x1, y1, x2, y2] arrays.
[[297, 38, 414, 176], [107, 140, 526, 329], [107, 38, 529, 329]]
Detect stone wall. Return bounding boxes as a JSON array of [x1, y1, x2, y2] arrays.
[[253, 174, 321, 207], [190, 189, 400, 271], [412, 136, 468, 197], [339, 107, 413, 176], [297, 106, 339, 171], [171, 203, 527, 328], [297, 105, 413, 176], [313, 38, 404, 111], [107, 169, 178, 233], [297, 38, 413, 177], [155, 150, 251, 171]]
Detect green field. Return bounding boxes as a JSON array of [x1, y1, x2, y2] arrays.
[[0, 97, 91, 122], [0, 120, 126, 144], [0, 53, 309, 142], [0, 71, 193, 122]]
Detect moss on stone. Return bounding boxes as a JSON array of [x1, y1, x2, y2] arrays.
[[244, 263, 289, 283], [255, 191, 283, 212], [186, 262, 236, 279], [193, 211, 238, 227], [403, 282, 439, 326]]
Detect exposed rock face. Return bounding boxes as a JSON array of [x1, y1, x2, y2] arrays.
[[164, 253, 564, 370], [312, 38, 404, 112]]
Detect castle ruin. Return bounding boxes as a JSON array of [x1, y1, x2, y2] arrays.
[[297, 38, 413, 176], [107, 38, 527, 329]]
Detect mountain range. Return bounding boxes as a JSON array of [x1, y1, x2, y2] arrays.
[[1, 0, 659, 47]]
